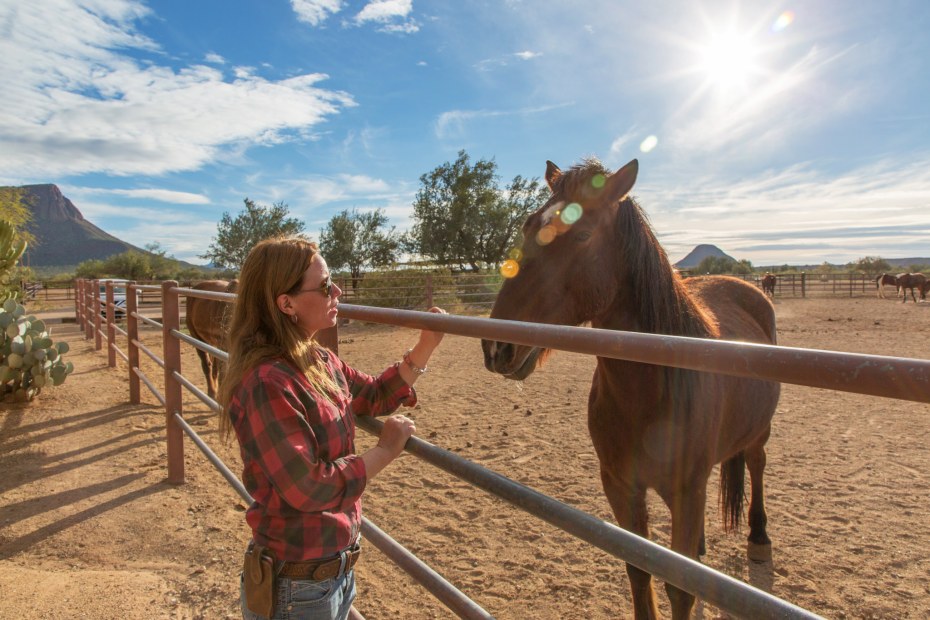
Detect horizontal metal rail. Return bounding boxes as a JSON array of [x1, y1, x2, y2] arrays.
[[173, 329, 229, 362], [110, 342, 128, 363], [356, 416, 820, 620], [338, 304, 930, 404], [172, 370, 222, 414], [172, 286, 237, 303], [113, 324, 128, 337], [134, 339, 164, 368], [133, 367, 165, 406], [173, 412, 250, 501], [132, 312, 162, 329], [360, 519, 494, 620]]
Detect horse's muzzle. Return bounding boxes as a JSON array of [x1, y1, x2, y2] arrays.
[[481, 340, 540, 380]]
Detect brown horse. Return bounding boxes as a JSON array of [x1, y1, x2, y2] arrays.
[[875, 273, 900, 299], [896, 273, 927, 303], [761, 273, 776, 297], [482, 158, 780, 619], [185, 279, 238, 399]]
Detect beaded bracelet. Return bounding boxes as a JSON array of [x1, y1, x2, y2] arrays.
[[402, 349, 428, 375]]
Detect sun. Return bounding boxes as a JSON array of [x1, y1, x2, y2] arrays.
[[698, 31, 760, 92]]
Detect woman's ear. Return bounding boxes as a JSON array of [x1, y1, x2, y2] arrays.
[[275, 293, 292, 316]]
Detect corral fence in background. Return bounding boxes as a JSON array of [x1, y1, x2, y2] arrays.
[[72, 277, 930, 619], [46, 270, 900, 317]]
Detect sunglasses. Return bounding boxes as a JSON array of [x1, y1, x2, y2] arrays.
[[293, 275, 334, 297]]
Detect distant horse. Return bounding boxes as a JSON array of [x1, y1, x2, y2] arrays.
[[186, 279, 238, 399], [875, 273, 900, 299], [896, 273, 927, 303], [761, 273, 776, 297], [482, 158, 780, 619]]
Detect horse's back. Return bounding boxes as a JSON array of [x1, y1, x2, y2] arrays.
[[683, 276, 777, 345]]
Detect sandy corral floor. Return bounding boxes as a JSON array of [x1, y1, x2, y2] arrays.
[[1, 296, 929, 619]]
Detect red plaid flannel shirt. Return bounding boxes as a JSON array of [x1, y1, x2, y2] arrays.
[[228, 350, 416, 561]]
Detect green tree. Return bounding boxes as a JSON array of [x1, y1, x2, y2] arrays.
[[145, 242, 177, 280], [409, 150, 548, 271], [849, 256, 891, 276], [320, 208, 399, 287], [695, 256, 752, 275], [201, 198, 306, 270], [104, 251, 152, 280], [75, 259, 106, 279]]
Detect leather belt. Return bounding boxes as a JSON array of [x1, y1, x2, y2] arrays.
[[278, 547, 361, 581]]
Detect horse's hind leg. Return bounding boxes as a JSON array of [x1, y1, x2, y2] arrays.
[[601, 471, 659, 620], [745, 431, 772, 562], [196, 350, 215, 399]]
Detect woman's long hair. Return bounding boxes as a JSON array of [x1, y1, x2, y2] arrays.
[[217, 236, 339, 438]]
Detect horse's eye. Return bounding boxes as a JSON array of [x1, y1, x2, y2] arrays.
[[575, 230, 592, 242]]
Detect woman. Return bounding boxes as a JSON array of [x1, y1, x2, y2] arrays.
[[218, 236, 446, 620]]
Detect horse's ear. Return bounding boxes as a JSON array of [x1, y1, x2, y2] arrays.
[[545, 160, 562, 191], [604, 159, 639, 204]]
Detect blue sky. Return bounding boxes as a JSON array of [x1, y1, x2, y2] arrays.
[[2, 0, 929, 267]]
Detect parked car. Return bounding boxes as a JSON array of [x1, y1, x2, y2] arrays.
[[97, 279, 140, 319]]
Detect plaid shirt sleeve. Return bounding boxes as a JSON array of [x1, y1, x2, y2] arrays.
[[232, 361, 367, 516], [329, 352, 418, 417]]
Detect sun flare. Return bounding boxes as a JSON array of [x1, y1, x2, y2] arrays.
[[699, 31, 759, 90]]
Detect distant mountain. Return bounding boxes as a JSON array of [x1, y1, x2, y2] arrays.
[[673, 244, 737, 269], [10, 184, 147, 268]]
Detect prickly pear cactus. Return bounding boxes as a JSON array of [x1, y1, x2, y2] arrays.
[[0, 297, 74, 402]]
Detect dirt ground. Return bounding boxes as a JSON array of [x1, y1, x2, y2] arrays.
[[1, 295, 929, 619]]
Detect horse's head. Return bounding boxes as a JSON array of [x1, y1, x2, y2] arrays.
[[482, 158, 639, 379]]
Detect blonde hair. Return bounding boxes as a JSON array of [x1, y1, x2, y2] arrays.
[[218, 236, 340, 438]]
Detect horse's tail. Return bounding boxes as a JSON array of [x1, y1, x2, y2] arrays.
[[719, 452, 745, 533]]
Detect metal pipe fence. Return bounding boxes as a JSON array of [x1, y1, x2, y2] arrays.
[[73, 275, 930, 618]]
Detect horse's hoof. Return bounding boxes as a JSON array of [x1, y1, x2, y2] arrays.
[[747, 541, 772, 563]]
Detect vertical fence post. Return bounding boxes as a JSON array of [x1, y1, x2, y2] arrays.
[[162, 280, 185, 484], [425, 274, 433, 309], [128, 282, 140, 404], [84, 280, 93, 339], [106, 283, 116, 367], [74, 279, 82, 326], [801, 272, 806, 298], [93, 279, 103, 350]]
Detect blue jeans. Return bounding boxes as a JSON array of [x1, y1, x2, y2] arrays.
[[240, 568, 356, 620]]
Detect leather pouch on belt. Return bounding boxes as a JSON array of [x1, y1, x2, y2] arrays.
[[243, 544, 276, 618]]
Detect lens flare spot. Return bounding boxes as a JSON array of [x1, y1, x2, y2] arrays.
[[772, 11, 794, 32], [640, 135, 658, 153], [536, 225, 557, 246], [560, 202, 582, 225], [591, 174, 605, 189], [508, 247, 523, 262], [500, 259, 520, 279]]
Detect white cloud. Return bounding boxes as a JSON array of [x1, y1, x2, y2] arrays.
[[514, 50, 541, 60], [435, 103, 574, 139], [72, 187, 211, 204], [204, 52, 225, 64], [290, 0, 344, 26], [353, 0, 418, 33], [0, 0, 356, 179]]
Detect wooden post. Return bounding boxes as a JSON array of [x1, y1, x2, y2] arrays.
[[74, 279, 81, 327], [425, 274, 433, 309], [93, 279, 102, 350], [317, 324, 339, 355], [84, 280, 93, 339], [162, 280, 185, 484], [127, 282, 140, 404], [106, 283, 116, 367]]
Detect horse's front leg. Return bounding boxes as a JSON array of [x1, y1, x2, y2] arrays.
[[665, 484, 707, 620], [601, 470, 658, 620]]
